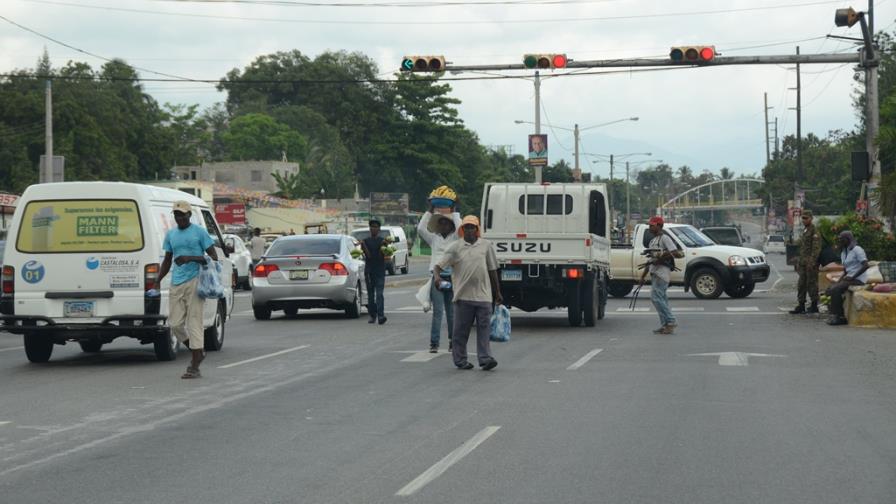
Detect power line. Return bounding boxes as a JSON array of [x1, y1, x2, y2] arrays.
[[18, 0, 849, 26], [0, 14, 201, 82], [148, 0, 625, 7]]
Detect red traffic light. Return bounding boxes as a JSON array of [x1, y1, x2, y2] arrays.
[[523, 53, 568, 69], [552, 54, 568, 68], [669, 46, 716, 63]]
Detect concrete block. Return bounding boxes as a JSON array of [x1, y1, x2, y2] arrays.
[[846, 290, 896, 329]]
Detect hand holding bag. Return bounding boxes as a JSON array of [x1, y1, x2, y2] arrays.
[[198, 257, 224, 299], [489, 305, 511, 343]]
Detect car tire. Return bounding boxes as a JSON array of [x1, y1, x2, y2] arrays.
[[387, 263, 396, 276], [153, 330, 178, 361], [608, 281, 634, 298], [582, 274, 598, 327], [284, 307, 299, 318], [253, 306, 272, 320], [400, 256, 409, 275], [345, 283, 362, 319], [79, 341, 103, 353], [204, 302, 225, 351], [567, 281, 583, 327], [24, 333, 54, 363], [724, 280, 756, 299], [690, 268, 724, 299]]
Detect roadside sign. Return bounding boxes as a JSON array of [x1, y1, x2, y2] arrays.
[[856, 199, 868, 213], [528, 134, 548, 167], [630, 212, 642, 221], [215, 203, 247, 225]]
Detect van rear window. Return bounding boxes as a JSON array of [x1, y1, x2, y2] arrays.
[[16, 199, 145, 253]]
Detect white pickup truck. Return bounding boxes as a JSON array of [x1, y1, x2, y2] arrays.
[[481, 183, 611, 327], [609, 223, 770, 299]]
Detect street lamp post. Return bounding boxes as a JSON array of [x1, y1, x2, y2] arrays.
[[514, 117, 639, 183]]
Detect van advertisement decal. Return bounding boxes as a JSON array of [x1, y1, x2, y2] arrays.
[[21, 260, 45, 284], [17, 200, 144, 253], [85, 256, 141, 289]]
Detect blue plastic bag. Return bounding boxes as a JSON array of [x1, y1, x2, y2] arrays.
[[197, 258, 224, 299], [490, 305, 511, 343]]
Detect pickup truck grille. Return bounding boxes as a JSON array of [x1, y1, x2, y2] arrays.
[[747, 256, 765, 264]]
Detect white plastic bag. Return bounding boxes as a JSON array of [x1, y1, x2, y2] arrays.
[[490, 305, 511, 343], [416, 277, 433, 313], [197, 258, 224, 299]]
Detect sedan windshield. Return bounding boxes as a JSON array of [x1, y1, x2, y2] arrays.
[[267, 238, 341, 256], [669, 226, 715, 247]]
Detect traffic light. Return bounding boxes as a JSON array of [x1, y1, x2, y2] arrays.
[[523, 54, 568, 70], [400, 55, 446, 73], [669, 46, 716, 63]]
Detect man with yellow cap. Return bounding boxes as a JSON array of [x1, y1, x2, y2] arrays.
[[433, 216, 503, 371]]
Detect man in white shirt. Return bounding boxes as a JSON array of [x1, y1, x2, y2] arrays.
[[249, 227, 266, 265], [417, 204, 463, 353], [641, 216, 682, 335]]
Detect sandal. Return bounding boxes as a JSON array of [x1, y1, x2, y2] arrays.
[[181, 366, 202, 379]]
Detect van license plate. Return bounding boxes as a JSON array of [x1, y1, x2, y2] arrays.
[[290, 270, 309, 280], [501, 270, 523, 281], [64, 301, 95, 318]]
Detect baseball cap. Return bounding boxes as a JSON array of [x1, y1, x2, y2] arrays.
[[172, 200, 192, 214], [458, 215, 481, 236], [648, 215, 664, 226]]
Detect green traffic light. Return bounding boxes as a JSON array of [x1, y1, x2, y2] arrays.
[[524, 55, 537, 69], [401, 58, 414, 72]]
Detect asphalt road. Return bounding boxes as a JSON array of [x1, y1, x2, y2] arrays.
[[1, 253, 895, 503]]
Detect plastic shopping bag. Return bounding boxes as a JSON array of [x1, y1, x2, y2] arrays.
[[490, 305, 511, 343], [416, 277, 433, 313], [198, 258, 224, 299]]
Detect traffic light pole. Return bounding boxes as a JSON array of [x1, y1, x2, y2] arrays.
[[534, 71, 542, 184]]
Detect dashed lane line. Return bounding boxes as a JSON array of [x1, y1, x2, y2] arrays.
[[396, 426, 501, 497], [726, 306, 761, 312], [566, 348, 603, 370], [217, 345, 310, 369]]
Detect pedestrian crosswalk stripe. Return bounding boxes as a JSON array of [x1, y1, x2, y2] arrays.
[[672, 307, 704, 312], [616, 307, 651, 312], [726, 307, 760, 312]]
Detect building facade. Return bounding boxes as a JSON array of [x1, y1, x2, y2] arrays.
[[174, 161, 300, 194]]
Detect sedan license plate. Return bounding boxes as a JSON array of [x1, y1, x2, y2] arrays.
[[501, 269, 523, 281], [64, 301, 95, 318], [289, 270, 309, 281]]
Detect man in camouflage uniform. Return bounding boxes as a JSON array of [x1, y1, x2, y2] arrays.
[[789, 210, 822, 314]]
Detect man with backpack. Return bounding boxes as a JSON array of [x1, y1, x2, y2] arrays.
[[640, 216, 683, 335]]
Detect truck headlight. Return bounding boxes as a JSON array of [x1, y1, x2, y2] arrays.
[[728, 255, 747, 267]]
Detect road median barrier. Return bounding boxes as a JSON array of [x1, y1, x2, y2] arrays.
[[846, 287, 896, 329]]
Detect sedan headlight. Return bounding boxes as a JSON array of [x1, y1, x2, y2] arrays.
[[728, 255, 747, 267]]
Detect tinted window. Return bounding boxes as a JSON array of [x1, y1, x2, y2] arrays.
[[267, 238, 341, 256], [518, 195, 544, 214], [351, 229, 393, 241], [768, 235, 785, 242], [669, 226, 714, 247], [702, 228, 741, 246], [546, 195, 573, 215]]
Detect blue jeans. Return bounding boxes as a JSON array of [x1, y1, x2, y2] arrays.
[[651, 276, 676, 326], [366, 272, 385, 319], [430, 281, 454, 346]]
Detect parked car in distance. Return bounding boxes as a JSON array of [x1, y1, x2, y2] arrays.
[[251, 234, 366, 320], [350, 226, 409, 275], [700, 226, 744, 247], [764, 234, 786, 254], [224, 234, 253, 290]]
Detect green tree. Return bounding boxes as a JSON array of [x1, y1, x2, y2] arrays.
[[221, 113, 307, 162]]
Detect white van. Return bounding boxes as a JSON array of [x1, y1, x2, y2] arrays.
[[350, 225, 409, 275], [0, 182, 234, 363]]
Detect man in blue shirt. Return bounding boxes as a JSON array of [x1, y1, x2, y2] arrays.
[[824, 230, 870, 326], [158, 201, 218, 378]]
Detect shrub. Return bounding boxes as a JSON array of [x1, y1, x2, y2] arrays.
[[817, 213, 896, 261]]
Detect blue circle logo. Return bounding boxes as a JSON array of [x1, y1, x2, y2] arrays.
[[22, 260, 45, 284], [86, 257, 100, 270]]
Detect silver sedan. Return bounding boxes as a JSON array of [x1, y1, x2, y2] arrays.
[[251, 235, 367, 320]]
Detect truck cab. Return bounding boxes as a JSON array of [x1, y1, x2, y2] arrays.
[[481, 183, 611, 327]]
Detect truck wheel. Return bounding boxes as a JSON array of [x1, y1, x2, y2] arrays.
[[204, 302, 225, 351], [253, 306, 272, 320], [24, 334, 54, 363], [567, 282, 582, 327], [583, 275, 598, 327], [690, 268, 724, 299], [153, 330, 178, 361], [79, 341, 103, 353], [597, 275, 607, 320], [725, 280, 755, 298], [400, 257, 409, 275], [608, 281, 634, 298]]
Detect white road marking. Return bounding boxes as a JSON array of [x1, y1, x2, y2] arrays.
[[0, 346, 24, 353], [726, 307, 760, 312], [217, 345, 310, 369], [567, 348, 603, 370], [612, 311, 785, 316], [401, 351, 447, 362], [616, 307, 651, 312], [0, 421, 11, 426], [396, 426, 501, 497], [672, 307, 704, 312], [688, 351, 785, 366], [769, 261, 785, 291], [397, 306, 422, 312]]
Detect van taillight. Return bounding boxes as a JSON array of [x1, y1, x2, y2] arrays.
[[2, 266, 14, 295], [320, 262, 348, 276], [145, 263, 160, 292]]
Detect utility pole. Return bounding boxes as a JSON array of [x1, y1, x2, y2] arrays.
[[764, 92, 771, 167], [534, 71, 542, 184], [43, 79, 53, 184], [792, 46, 803, 187], [774, 117, 779, 158], [573, 123, 581, 182], [625, 161, 631, 235], [865, 0, 882, 217], [608, 154, 614, 217]]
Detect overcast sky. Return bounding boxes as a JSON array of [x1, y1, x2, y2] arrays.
[[2, 0, 894, 180]]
